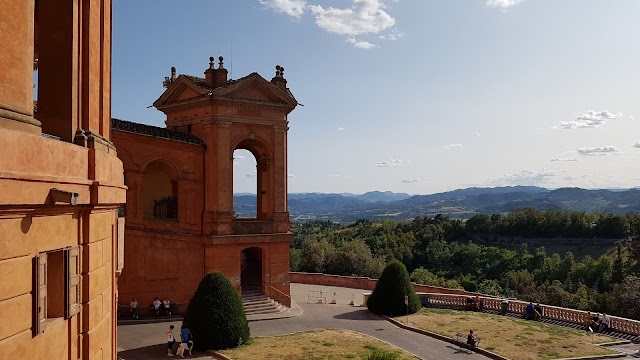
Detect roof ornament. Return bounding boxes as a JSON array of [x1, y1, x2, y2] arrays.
[[275, 65, 282, 77], [218, 56, 224, 69], [209, 56, 215, 69], [163, 66, 177, 88]]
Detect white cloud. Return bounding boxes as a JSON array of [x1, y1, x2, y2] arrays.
[[337, 127, 345, 131], [346, 37, 378, 49], [633, 141, 640, 149], [550, 158, 579, 162], [245, 170, 257, 177], [260, 0, 307, 18], [443, 143, 463, 150], [555, 110, 623, 129], [376, 159, 404, 167], [401, 178, 419, 183], [485, 0, 525, 10], [563, 176, 575, 181], [234, 155, 246, 159], [577, 145, 620, 156], [491, 169, 556, 185], [473, 133, 480, 136], [328, 174, 353, 180], [309, 0, 396, 36], [288, 173, 296, 177], [379, 28, 404, 41], [233, 161, 240, 166]]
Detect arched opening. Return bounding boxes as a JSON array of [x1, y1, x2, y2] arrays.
[[241, 247, 263, 292], [232, 138, 272, 221], [143, 160, 178, 220], [233, 149, 257, 218]]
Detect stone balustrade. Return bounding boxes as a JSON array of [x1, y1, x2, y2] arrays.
[[421, 292, 640, 336]]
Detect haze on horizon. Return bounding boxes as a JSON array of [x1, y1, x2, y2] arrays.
[[112, 0, 640, 195]]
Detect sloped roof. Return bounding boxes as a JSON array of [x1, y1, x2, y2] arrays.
[[111, 118, 204, 146]]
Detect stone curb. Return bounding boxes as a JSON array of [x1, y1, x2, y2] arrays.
[[553, 354, 628, 360], [382, 315, 509, 360], [206, 350, 232, 360], [117, 316, 183, 326]]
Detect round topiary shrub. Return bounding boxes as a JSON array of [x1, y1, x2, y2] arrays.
[[367, 260, 421, 316], [183, 272, 250, 350]]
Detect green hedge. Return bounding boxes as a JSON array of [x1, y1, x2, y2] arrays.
[[183, 272, 250, 350], [367, 260, 421, 316]]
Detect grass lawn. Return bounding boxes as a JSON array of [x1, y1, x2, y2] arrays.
[[395, 308, 618, 360], [219, 329, 420, 360]]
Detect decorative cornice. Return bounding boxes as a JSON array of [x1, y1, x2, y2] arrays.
[[0, 101, 41, 127]]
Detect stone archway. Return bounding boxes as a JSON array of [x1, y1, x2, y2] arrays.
[[241, 247, 263, 292]]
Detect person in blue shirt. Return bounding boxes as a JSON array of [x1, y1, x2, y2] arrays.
[[525, 302, 535, 320]]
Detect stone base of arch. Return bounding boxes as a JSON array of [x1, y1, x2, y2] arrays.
[[203, 233, 292, 307], [117, 230, 292, 313]]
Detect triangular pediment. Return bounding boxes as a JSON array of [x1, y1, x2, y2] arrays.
[[216, 74, 297, 108], [153, 76, 208, 108]]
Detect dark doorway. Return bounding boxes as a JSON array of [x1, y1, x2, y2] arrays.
[[241, 247, 262, 293]]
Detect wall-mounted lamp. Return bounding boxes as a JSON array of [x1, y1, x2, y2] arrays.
[[49, 188, 79, 206]]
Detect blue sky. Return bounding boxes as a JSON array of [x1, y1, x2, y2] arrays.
[[112, 0, 640, 195]]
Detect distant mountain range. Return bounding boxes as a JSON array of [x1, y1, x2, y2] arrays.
[[234, 186, 640, 223]]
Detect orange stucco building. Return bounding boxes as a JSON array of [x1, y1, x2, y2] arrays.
[[0, 0, 126, 359], [114, 59, 298, 311]]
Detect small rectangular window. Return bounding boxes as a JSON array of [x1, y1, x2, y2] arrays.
[[33, 246, 81, 336]]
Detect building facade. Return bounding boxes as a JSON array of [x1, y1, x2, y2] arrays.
[[114, 59, 297, 311], [0, 0, 125, 359]]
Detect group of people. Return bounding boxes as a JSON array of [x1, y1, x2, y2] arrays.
[[525, 302, 543, 320], [153, 297, 174, 317], [465, 295, 484, 311], [126, 296, 173, 319], [166, 324, 194, 357], [586, 312, 611, 333]]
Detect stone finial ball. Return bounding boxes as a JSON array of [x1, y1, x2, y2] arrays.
[[209, 56, 214, 62], [219, 56, 224, 62]]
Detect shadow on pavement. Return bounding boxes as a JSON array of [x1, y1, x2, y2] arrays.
[[445, 344, 474, 355], [333, 308, 381, 321], [118, 344, 212, 359]]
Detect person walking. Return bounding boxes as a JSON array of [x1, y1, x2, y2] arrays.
[[166, 325, 176, 357], [176, 325, 193, 357]]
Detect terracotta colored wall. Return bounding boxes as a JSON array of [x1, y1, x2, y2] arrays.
[[112, 130, 205, 233], [288, 272, 480, 297], [117, 229, 204, 313], [0, 1, 125, 359]]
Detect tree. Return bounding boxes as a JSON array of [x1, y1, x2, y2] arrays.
[[367, 260, 421, 316], [183, 272, 250, 350]]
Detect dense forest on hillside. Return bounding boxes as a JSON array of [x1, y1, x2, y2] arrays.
[[290, 208, 640, 319]]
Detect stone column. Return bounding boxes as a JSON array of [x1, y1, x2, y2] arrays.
[[0, 0, 41, 134], [273, 124, 290, 232]]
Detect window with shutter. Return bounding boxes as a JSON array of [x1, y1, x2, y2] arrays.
[[33, 253, 48, 335], [65, 246, 80, 318]]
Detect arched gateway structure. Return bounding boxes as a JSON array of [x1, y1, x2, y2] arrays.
[[113, 58, 297, 310]]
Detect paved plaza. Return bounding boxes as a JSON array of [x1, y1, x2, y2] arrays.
[[117, 283, 491, 359]]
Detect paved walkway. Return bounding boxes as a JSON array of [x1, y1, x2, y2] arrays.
[[117, 283, 490, 360]]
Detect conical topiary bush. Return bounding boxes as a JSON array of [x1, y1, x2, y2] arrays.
[[183, 272, 250, 350], [367, 260, 421, 316]]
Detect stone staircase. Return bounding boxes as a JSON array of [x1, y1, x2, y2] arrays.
[[241, 288, 288, 317]]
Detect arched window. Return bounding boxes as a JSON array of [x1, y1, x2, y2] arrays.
[[143, 161, 177, 220], [232, 138, 272, 221]]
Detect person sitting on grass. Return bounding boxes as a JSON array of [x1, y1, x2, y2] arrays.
[[467, 330, 477, 347]]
